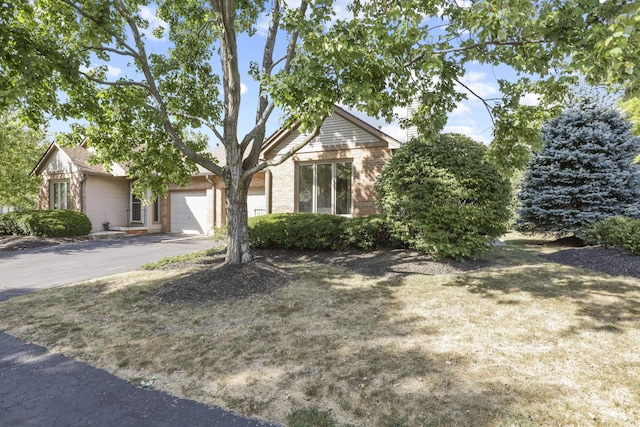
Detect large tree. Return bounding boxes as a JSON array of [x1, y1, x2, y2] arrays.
[[0, 115, 48, 209], [2, 0, 639, 263], [517, 100, 640, 237]]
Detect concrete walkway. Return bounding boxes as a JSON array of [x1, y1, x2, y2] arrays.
[[0, 331, 280, 427]]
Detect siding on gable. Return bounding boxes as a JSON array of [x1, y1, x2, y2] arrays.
[[269, 114, 388, 158], [41, 149, 79, 174]]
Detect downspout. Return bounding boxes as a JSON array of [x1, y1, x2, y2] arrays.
[[79, 174, 88, 213], [265, 169, 272, 214], [205, 174, 216, 231]]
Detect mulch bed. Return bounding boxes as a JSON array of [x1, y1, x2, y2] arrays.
[[541, 246, 640, 279], [154, 258, 298, 305]]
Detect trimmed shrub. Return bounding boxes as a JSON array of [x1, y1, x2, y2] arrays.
[[0, 210, 92, 237], [248, 213, 346, 250], [587, 216, 640, 253], [0, 212, 21, 235], [376, 133, 512, 260], [340, 214, 402, 250]]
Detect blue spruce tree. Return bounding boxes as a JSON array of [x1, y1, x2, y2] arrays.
[[517, 100, 640, 238]]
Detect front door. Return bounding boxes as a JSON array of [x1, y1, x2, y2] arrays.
[[131, 194, 142, 223]]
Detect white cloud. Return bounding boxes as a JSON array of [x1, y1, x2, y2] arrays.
[[393, 105, 408, 119], [380, 124, 407, 143], [79, 65, 122, 79], [442, 125, 490, 144], [520, 93, 541, 106], [256, 14, 271, 37], [457, 71, 499, 98], [450, 103, 471, 117], [241, 83, 248, 95], [138, 5, 169, 41], [106, 66, 122, 78]]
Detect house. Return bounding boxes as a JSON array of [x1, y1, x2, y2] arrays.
[[33, 105, 401, 234]]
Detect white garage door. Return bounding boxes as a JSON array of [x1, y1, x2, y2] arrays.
[[247, 188, 266, 217], [170, 191, 208, 234]]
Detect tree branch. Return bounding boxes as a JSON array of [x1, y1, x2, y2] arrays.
[[82, 45, 138, 58], [111, 0, 223, 177], [454, 77, 496, 126], [241, 102, 275, 149], [58, 0, 140, 58], [79, 71, 150, 89], [244, 123, 322, 178], [243, 0, 281, 157], [405, 37, 544, 67], [283, 1, 307, 74], [169, 111, 224, 144]]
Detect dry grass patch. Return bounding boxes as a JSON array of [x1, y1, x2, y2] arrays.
[[1, 237, 640, 426]]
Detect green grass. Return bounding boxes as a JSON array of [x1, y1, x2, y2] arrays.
[[141, 246, 224, 270], [287, 408, 337, 427]]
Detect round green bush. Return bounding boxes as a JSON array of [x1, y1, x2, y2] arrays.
[[0, 210, 92, 237], [248, 213, 346, 250], [376, 133, 512, 260], [587, 216, 640, 253]]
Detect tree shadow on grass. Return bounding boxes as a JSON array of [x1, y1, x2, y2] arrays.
[[447, 258, 640, 335]]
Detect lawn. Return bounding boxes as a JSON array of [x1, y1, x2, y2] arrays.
[[1, 234, 639, 426]]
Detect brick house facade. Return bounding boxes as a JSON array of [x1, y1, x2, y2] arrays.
[[33, 106, 400, 234]]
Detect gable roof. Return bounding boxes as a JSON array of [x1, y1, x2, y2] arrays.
[[32, 142, 126, 177], [33, 106, 401, 177], [262, 105, 402, 157]]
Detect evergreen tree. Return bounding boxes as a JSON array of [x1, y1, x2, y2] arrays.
[[517, 100, 640, 237]]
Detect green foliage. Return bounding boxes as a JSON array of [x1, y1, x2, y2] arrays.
[[248, 213, 346, 250], [286, 407, 336, 427], [587, 216, 640, 253], [340, 214, 403, 251], [376, 134, 512, 260], [0, 114, 48, 208], [141, 247, 223, 270], [517, 100, 640, 238], [248, 213, 402, 251], [620, 97, 640, 136], [0, 210, 92, 237]]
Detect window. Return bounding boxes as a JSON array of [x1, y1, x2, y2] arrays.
[[297, 162, 352, 215], [153, 197, 160, 223], [50, 180, 70, 210]]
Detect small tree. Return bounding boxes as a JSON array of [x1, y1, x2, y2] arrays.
[[376, 133, 511, 260], [620, 98, 640, 136], [0, 114, 47, 209], [517, 100, 640, 237]]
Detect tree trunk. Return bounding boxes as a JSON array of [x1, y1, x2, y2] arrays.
[[225, 177, 252, 264]]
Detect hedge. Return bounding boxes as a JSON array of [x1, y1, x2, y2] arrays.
[[248, 213, 401, 251], [0, 210, 92, 237], [248, 213, 345, 250]]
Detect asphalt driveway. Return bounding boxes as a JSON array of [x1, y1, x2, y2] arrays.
[[0, 234, 218, 301]]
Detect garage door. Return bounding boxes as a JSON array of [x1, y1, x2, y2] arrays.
[[247, 187, 266, 217], [170, 191, 208, 234]]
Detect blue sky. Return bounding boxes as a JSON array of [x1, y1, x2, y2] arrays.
[[50, 2, 540, 147]]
